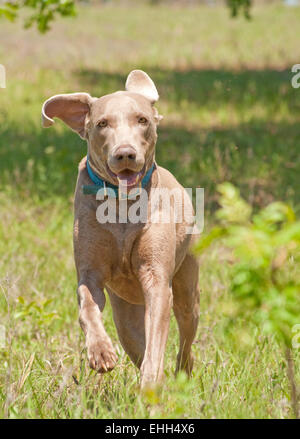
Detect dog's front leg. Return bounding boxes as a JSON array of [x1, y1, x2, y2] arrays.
[[140, 282, 173, 389], [77, 276, 117, 373]]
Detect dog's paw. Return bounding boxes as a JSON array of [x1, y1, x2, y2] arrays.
[[86, 336, 118, 373]]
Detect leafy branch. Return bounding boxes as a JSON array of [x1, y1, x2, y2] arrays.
[[0, 1, 253, 33], [195, 183, 300, 417], [0, 0, 76, 33]]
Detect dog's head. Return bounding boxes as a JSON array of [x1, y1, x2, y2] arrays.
[[42, 70, 162, 187]]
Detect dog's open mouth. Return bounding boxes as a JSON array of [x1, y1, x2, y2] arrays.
[[107, 166, 145, 188]]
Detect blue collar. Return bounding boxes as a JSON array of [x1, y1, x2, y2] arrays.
[[83, 156, 155, 198]]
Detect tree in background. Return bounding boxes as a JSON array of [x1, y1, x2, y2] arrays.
[[0, 0, 252, 33], [227, 0, 251, 18], [0, 0, 76, 33]]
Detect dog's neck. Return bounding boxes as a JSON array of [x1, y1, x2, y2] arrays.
[[83, 155, 156, 199]]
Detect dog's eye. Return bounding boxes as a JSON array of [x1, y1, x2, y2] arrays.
[[97, 119, 108, 128], [138, 116, 148, 125]]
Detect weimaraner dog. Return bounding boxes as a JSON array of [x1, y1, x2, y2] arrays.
[[42, 70, 200, 388]]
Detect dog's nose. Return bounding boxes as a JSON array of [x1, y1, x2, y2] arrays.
[[113, 145, 136, 162]]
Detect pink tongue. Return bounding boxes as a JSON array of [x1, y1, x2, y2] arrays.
[[117, 173, 139, 187]]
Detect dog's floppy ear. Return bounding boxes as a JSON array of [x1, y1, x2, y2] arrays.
[[42, 93, 93, 139], [125, 70, 159, 104]]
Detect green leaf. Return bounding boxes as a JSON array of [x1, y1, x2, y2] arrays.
[[195, 182, 300, 349]]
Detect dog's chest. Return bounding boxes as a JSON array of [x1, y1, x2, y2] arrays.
[[110, 224, 136, 273], [101, 223, 145, 304]]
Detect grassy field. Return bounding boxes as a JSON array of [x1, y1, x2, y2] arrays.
[[0, 2, 300, 418]]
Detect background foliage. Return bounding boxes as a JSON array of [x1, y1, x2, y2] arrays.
[[195, 183, 300, 415], [0, 0, 76, 32], [0, 1, 299, 418], [0, 0, 252, 32]]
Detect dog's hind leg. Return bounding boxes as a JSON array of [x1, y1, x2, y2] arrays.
[[172, 253, 200, 376], [107, 289, 146, 368]]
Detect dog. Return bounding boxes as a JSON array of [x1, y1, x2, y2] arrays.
[[42, 70, 200, 388]]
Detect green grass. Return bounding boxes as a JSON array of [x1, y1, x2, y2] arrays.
[[0, 3, 299, 418]]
